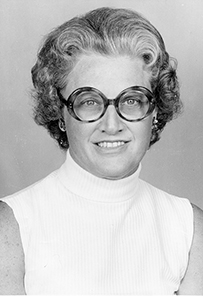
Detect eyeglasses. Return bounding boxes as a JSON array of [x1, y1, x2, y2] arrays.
[[57, 86, 155, 123]]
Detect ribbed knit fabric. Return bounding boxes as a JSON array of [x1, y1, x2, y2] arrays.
[[1, 151, 193, 295]]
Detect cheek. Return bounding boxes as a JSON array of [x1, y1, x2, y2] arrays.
[[132, 119, 152, 146], [65, 115, 90, 149], [64, 115, 77, 144]]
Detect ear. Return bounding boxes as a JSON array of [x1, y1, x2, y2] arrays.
[[59, 118, 66, 132]]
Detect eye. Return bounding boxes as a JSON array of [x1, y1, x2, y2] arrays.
[[82, 99, 98, 106], [74, 92, 102, 108], [79, 97, 103, 108], [119, 91, 148, 108], [124, 98, 140, 106], [120, 96, 141, 107]]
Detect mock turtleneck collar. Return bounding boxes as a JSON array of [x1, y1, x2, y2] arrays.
[[57, 150, 141, 203]]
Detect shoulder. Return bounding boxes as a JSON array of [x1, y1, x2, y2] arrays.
[[191, 204, 203, 259], [140, 179, 192, 213], [0, 201, 25, 294], [192, 203, 203, 233], [2, 169, 60, 206], [0, 200, 21, 242], [191, 204, 203, 264], [178, 203, 203, 294]]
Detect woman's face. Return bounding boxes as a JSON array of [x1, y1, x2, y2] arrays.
[[62, 53, 154, 180]]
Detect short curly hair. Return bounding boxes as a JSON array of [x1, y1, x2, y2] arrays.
[[31, 7, 182, 150]]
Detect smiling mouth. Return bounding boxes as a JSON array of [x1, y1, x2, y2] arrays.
[[96, 141, 126, 148]]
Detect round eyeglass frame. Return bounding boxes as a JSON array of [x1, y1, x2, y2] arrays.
[[57, 85, 156, 123]]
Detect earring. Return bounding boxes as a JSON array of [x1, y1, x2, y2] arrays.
[[59, 137, 68, 148], [152, 117, 158, 130], [59, 118, 66, 132]]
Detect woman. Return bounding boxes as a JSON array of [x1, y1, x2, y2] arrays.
[[0, 7, 202, 295]]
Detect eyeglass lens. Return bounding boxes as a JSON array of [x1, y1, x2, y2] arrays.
[[73, 89, 150, 121]]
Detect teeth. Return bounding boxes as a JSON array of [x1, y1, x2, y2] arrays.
[[98, 141, 125, 148]]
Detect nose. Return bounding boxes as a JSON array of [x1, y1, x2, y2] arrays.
[[99, 105, 124, 134]]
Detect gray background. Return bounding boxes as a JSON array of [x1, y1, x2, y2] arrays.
[[0, 0, 203, 209]]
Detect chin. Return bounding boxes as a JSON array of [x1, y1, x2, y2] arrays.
[[98, 167, 134, 180]]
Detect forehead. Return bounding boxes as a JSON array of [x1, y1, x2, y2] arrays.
[[64, 54, 151, 96]]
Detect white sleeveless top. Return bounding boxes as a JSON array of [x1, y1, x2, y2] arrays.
[[1, 151, 193, 295]]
